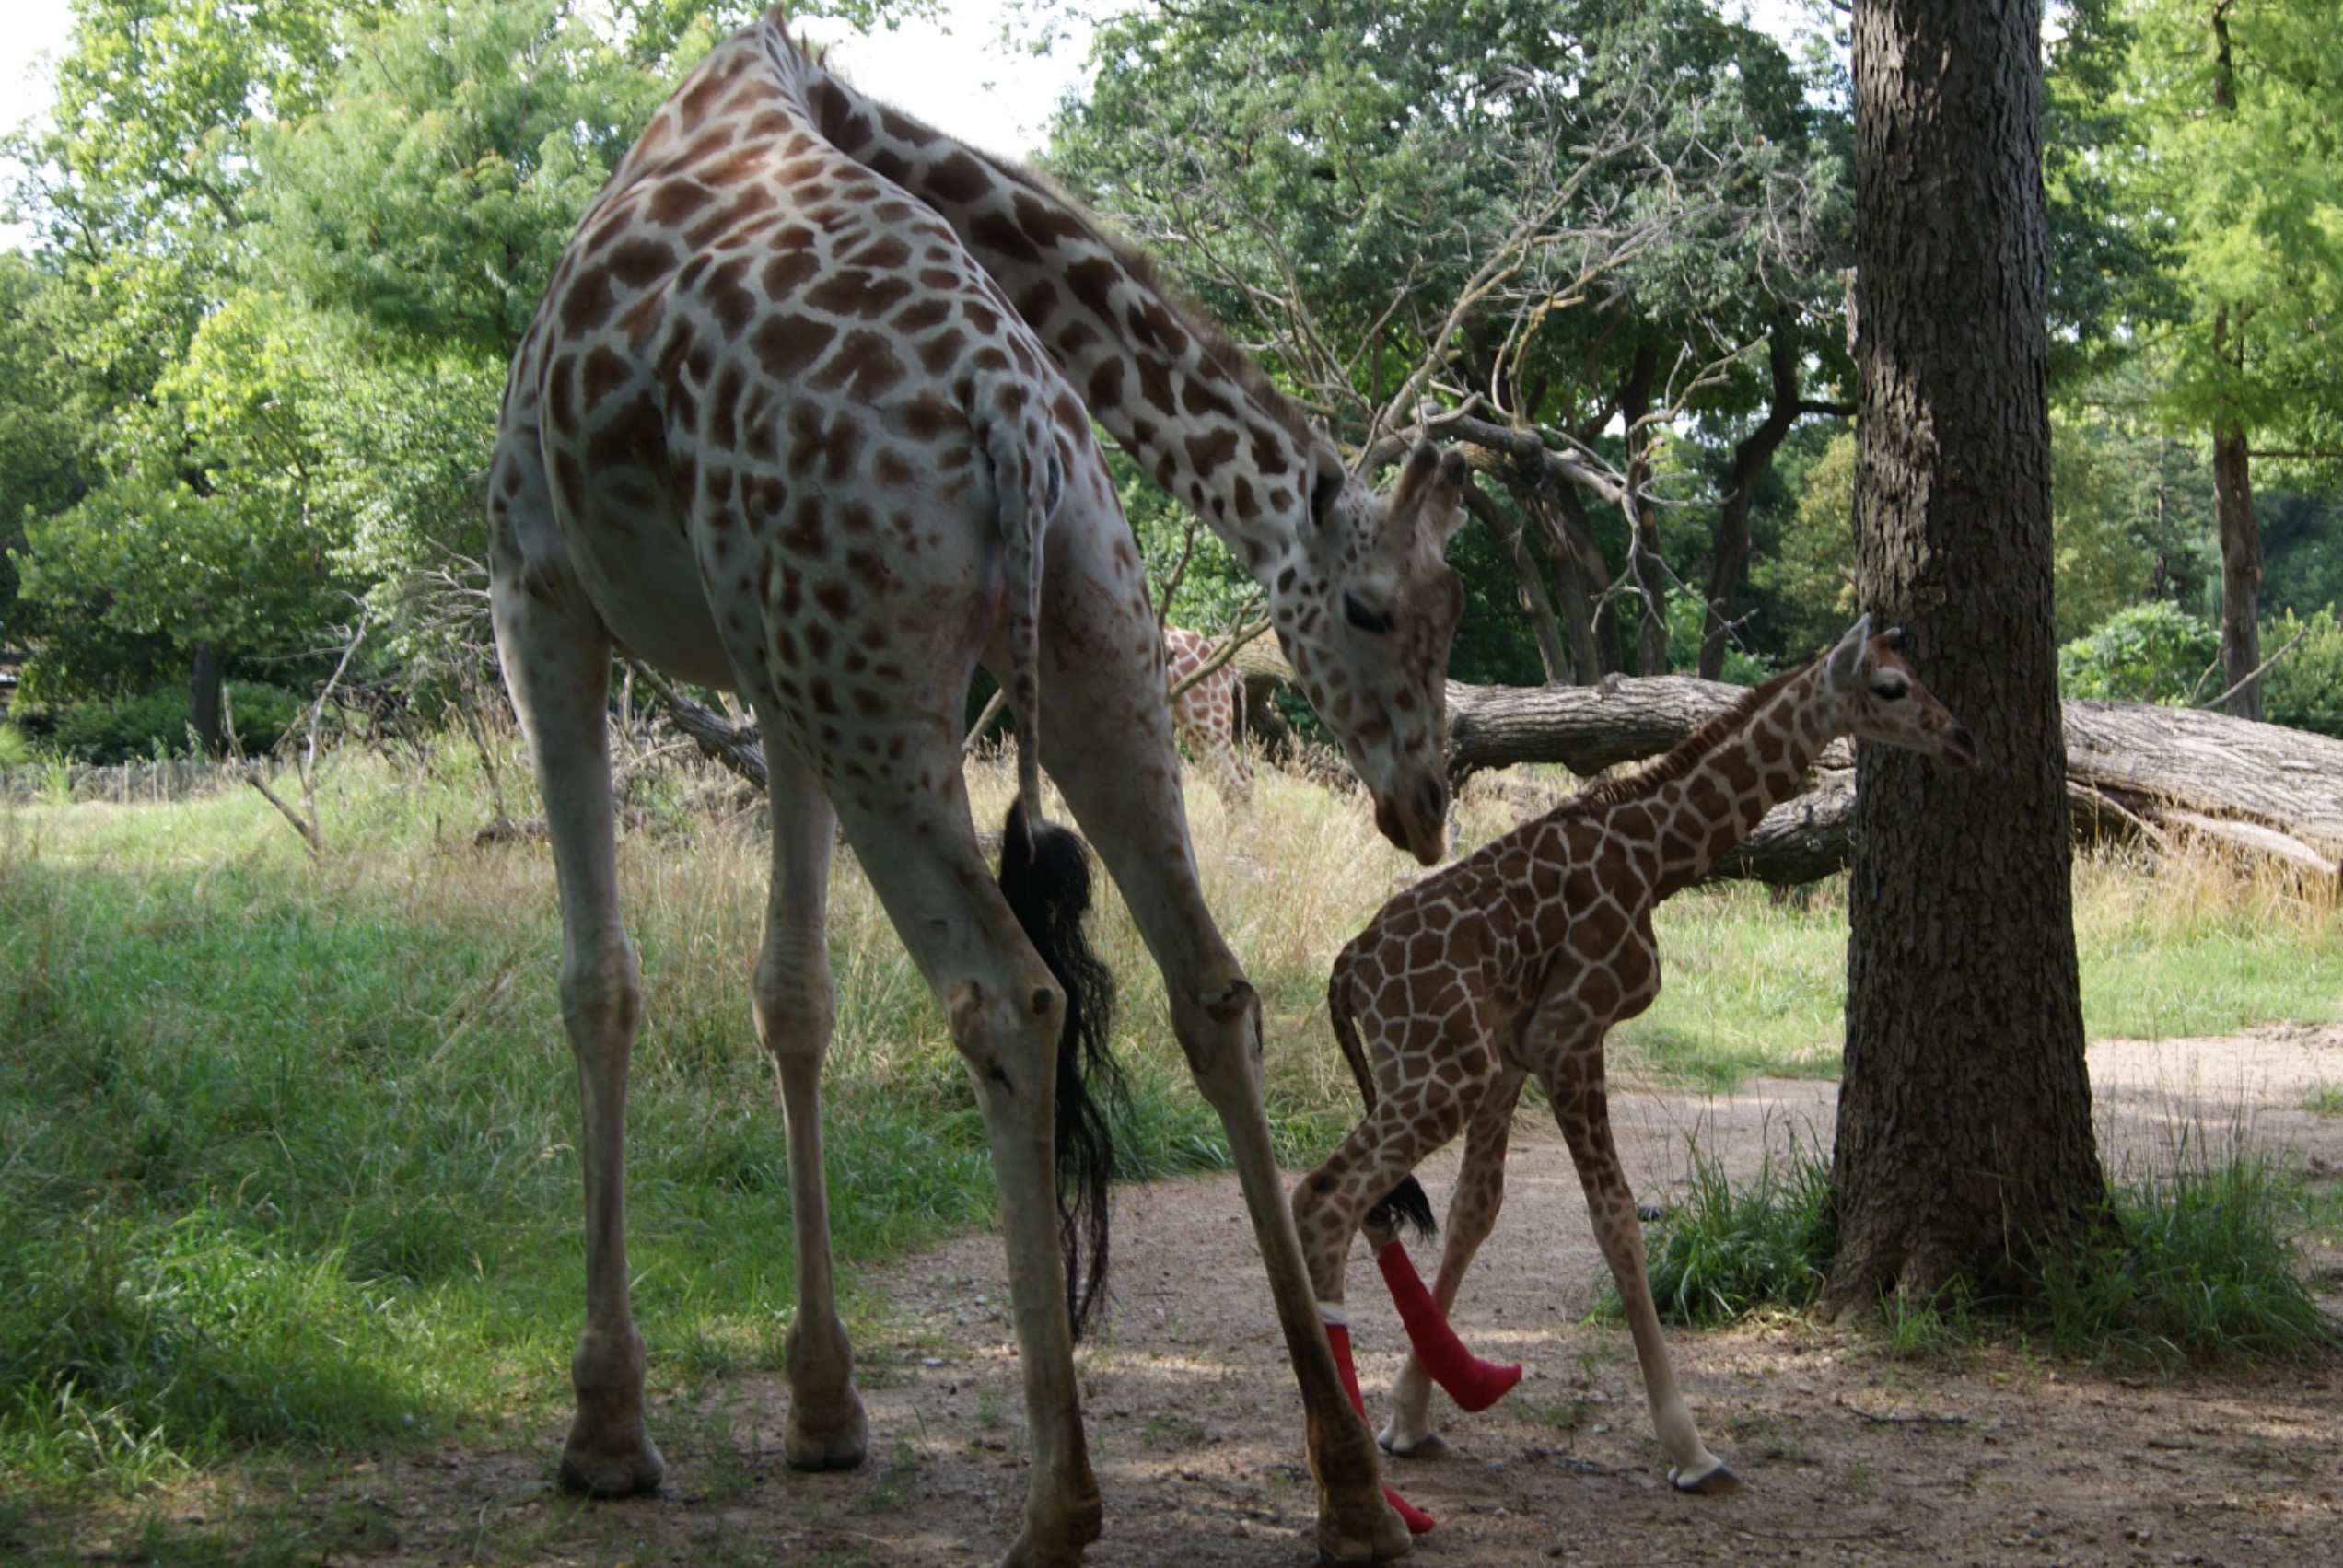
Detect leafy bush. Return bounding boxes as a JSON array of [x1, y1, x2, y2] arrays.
[[2258, 608, 2343, 738], [1642, 1136, 1834, 1324], [48, 683, 304, 763], [0, 722, 30, 770], [1635, 1131, 2332, 1367], [2057, 602, 2220, 703]]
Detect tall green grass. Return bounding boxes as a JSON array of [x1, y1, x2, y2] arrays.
[[1636, 1129, 2337, 1366], [4, 739, 2339, 1532]]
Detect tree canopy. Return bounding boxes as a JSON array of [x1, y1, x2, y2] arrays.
[[0, 0, 2334, 749]]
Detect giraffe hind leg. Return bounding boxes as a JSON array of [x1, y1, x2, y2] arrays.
[[1539, 1051, 1741, 1494], [746, 736, 868, 1470], [1381, 1070, 1527, 1456], [489, 470, 665, 1499]]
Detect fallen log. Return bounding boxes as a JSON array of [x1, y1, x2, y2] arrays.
[[1446, 677, 2343, 885]]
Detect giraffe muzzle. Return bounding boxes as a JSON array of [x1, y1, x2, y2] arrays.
[[1373, 772, 1451, 866]]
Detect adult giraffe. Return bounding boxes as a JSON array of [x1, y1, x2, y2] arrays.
[[487, 12, 1466, 1566], [1164, 623, 1252, 806]]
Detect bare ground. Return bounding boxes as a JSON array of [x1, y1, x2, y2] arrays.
[[84, 1027, 2343, 1568]]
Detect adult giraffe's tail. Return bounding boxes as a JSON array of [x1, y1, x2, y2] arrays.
[[1328, 955, 1436, 1241], [974, 371, 1122, 1338]]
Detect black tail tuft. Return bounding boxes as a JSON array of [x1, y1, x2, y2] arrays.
[[1367, 1173, 1438, 1243], [997, 797, 1122, 1338]]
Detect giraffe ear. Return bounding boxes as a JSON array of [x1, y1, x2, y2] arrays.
[[1826, 613, 1872, 692], [1308, 444, 1346, 532]]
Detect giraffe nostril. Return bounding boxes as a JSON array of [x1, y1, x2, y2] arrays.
[[1421, 775, 1447, 823]]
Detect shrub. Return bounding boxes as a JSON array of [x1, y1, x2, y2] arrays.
[[2259, 607, 2343, 738], [48, 683, 304, 764], [1643, 1135, 1834, 1324], [2057, 602, 2220, 703], [1636, 1132, 2334, 1367]]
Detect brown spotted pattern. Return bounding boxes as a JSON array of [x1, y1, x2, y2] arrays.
[[1289, 623, 1976, 1491], [795, 31, 1471, 866], [1163, 624, 1250, 807], [482, 13, 1449, 1563]]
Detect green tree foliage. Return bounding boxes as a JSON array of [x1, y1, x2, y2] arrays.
[[0, 254, 119, 644], [15, 292, 365, 700], [2259, 606, 2343, 736], [2043, 0, 2179, 388], [2057, 600, 2220, 703], [262, 1, 683, 357], [2127, 0, 2343, 453], [1048, 0, 1849, 681], [1747, 426, 1857, 660]]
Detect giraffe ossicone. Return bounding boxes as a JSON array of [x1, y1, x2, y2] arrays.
[[1291, 617, 1976, 1517], [486, 8, 1469, 1565]]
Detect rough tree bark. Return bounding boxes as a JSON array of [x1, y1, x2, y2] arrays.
[[188, 640, 224, 757], [2206, 15, 2263, 723], [1830, 0, 2108, 1314], [2212, 420, 2263, 720], [1461, 482, 1572, 684], [1543, 484, 1614, 682], [1619, 344, 1670, 675]]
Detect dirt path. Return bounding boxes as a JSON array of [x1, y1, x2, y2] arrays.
[[215, 1027, 2343, 1568]]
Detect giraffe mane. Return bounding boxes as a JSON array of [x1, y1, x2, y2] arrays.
[[1570, 661, 1812, 812], [920, 140, 1319, 454]]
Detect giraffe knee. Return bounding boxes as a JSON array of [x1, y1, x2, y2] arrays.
[[559, 939, 641, 1059], [753, 945, 835, 1072]]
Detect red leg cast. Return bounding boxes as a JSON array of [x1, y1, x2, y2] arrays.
[[1324, 1322, 1435, 1535], [1375, 1239, 1521, 1414]]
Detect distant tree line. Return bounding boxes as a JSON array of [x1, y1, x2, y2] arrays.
[[0, 0, 2337, 761]]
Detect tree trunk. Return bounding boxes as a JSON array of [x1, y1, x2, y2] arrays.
[[1540, 484, 1615, 682], [1700, 329, 1809, 679], [2212, 424, 2262, 720], [1443, 676, 2343, 882], [1830, 0, 2106, 1315], [1620, 345, 1669, 675], [189, 640, 224, 758], [1463, 482, 1572, 683]]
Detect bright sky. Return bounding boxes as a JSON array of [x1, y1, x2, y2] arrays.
[[0, 0, 1095, 249]]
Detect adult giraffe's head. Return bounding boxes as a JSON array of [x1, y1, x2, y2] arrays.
[[1275, 439, 1471, 866]]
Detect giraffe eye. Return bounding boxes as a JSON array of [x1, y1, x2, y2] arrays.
[[1871, 677, 1908, 702], [1344, 594, 1393, 634]]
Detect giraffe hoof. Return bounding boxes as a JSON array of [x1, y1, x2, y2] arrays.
[[556, 1434, 666, 1498], [1315, 1494, 1413, 1564], [1377, 1427, 1449, 1460], [1669, 1458, 1745, 1495], [783, 1394, 869, 1470]]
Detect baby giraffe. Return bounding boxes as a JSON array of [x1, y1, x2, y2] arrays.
[[1292, 618, 1976, 1526]]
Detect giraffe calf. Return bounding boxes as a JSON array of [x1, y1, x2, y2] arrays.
[[1291, 617, 1976, 1522]]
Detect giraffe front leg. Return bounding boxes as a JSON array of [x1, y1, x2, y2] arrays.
[[492, 566, 665, 1498], [1032, 534, 1404, 1563], [753, 745, 867, 1470], [1380, 1070, 1525, 1458], [1539, 1051, 1742, 1495], [1035, 675, 1396, 1556]]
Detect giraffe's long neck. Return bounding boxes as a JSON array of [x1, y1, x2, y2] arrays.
[[770, 27, 1318, 573], [1552, 664, 1834, 905]]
